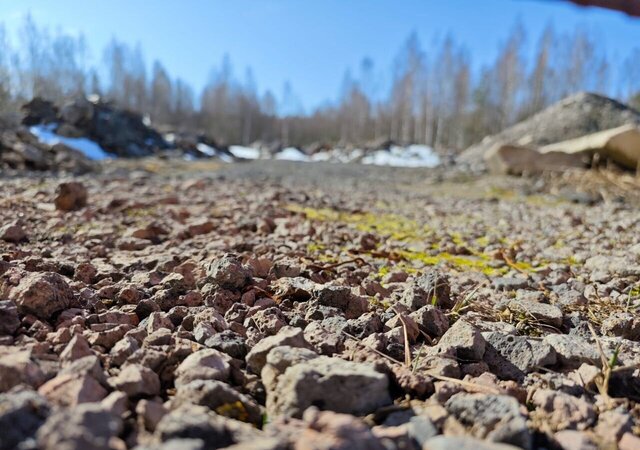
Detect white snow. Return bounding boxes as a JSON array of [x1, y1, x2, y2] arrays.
[[29, 124, 110, 160], [229, 145, 261, 159], [274, 147, 309, 161], [196, 143, 234, 163], [361, 145, 439, 168]]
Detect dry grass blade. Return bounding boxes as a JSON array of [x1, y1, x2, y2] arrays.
[[392, 307, 412, 367]]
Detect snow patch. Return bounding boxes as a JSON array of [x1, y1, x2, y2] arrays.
[[30, 124, 110, 160], [229, 145, 260, 159], [197, 143, 234, 162], [361, 145, 439, 168], [274, 147, 309, 161]]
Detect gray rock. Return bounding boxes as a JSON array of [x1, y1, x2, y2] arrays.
[[553, 430, 598, 450], [492, 277, 528, 291], [506, 299, 563, 328], [174, 349, 231, 387], [9, 272, 73, 320], [0, 390, 50, 450], [37, 404, 122, 450], [601, 312, 640, 341], [543, 334, 599, 369], [108, 364, 160, 397], [313, 285, 368, 319], [423, 436, 523, 450], [154, 405, 252, 449], [0, 300, 20, 335], [245, 326, 311, 374], [530, 389, 595, 431], [410, 304, 449, 337], [204, 330, 248, 359], [400, 271, 452, 311], [172, 380, 262, 426], [445, 393, 531, 449], [0, 349, 46, 392], [266, 356, 391, 418], [483, 332, 556, 380], [206, 255, 251, 290], [436, 320, 486, 361]]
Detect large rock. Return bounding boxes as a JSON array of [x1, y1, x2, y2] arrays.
[[541, 124, 640, 170], [484, 144, 587, 175], [9, 272, 73, 320], [266, 356, 391, 418]]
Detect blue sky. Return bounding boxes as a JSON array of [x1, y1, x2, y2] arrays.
[[1, 0, 639, 109]]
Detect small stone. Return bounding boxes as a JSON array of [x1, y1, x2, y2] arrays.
[[601, 312, 640, 341], [136, 399, 168, 432], [37, 403, 122, 450], [593, 410, 633, 444], [493, 277, 528, 291], [619, 433, 640, 450], [60, 334, 93, 362], [206, 254, 252, 290], [153, 405, 237, 448], [172, 379, 262, 425], [54, 181, 88, 211], [0, 300, 20, 336], [266, 356, 391, 418], [246, 326, 311, 374], [437, 320, 486, 361], [554, 430, 598, 450], [506, 299, 563, 328], [294, 409, 386, 450], [543, 334, 599, 369], [109, 364, 160, 397], [174, 349, 231, 387], [314, 285, 368, 319], [483, 332, 556, 380], [530, 389, 595, 431], [0, 390, 50, 450], [204, 330, 248, 359], [410, 305, 449, 337], [38, 373, 107, 406], [0, 349, 46, 392], [0, 221, 26, 243], [9, 272, 73, 320], [445, 393, 531, 449], [423, 436, 523, 450]]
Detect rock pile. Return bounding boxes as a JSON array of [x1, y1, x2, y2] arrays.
[[461, 92, 640, 173]]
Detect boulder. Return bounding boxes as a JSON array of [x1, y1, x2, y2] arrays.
[[541, 124, 640, 170], [484, 144, 587, 175]]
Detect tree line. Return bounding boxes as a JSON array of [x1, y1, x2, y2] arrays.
[[1, 15, 639, 152]]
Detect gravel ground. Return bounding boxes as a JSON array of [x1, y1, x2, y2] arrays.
[[1, 160, 639, 450]]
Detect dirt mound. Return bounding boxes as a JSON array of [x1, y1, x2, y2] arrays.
[[459, 92, 640, 168]]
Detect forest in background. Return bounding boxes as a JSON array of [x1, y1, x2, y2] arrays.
[[1, 15, 640, 151]]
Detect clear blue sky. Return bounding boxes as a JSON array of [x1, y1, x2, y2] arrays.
[[1, 0, 639, 110]]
